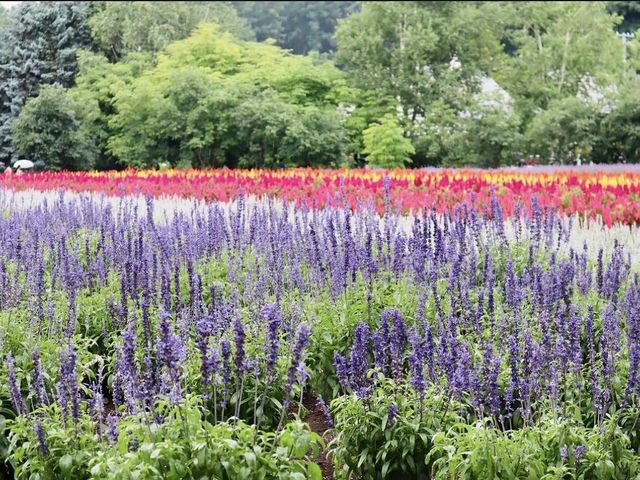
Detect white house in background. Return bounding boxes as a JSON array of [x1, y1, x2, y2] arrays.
[[449, 54, 513, 114], [577, 75, 617, 114], [476, 76, 513, 113]]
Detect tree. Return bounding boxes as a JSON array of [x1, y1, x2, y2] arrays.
[[279, 106, 347, 167], [11, 85, 97, 170], [0, 1, 94, 162], [337, 2, 505, 109], [69, 50, 154, 170], [525, 97, 599, 164], [228, 91, 346, 168], [465, 110, 524, 168], [335, 2, 506, 166], [88, 1, 253, 62], [608, 1, 640, 33], [594, 78, 640, 162], [232, 1, 357, 54], [107, 68, 220, 169], [495, 2, 624, 121], [409, 100, 466, 167], [0, 5, 7, 30], [362, 114, 414, 168], [104, 23, 348, 168], [145, 23, 345, 106]]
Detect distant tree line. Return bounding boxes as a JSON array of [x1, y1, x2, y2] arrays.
[[1, 1, 640, 170]]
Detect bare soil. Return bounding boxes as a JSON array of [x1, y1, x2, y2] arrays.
[[302, 391, 335, 480]]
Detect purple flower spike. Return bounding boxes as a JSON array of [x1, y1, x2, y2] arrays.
[[34, 420, 48, 456], [7, 355, 26, 415]]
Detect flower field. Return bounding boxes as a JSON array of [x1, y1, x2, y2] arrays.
[[2, 166, 640, 225], [2, 169, 640, 479]]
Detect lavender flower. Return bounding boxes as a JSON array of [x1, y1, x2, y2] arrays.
[[372, 314, 391, 373], [34, 420, 48, 456], [157, 312, 182, 374], [386, 309, 407, 379], [284, 324, 312, 405], [90, 381, 105, 427], [387, 404, 399, 428], [574, 445, 586, 463], [349, 322, 371, 396], [408, 328, 426, 396], [106, 414, 119, 445], [201, 346, 220, 399], [233, 317, 246, 377], [560, 445, 569, 463], [263, 303, 282, 374], [31, 347, 49, 407], [334, 353, 350, 391], [481, 343, 501, 417], [315, 395, 333, 427], [7, 355, 26, 415], [66, 346, 79, 425], [221, 339, 232, 411]]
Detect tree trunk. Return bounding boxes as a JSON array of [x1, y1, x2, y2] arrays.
[[557, 31, 572, 95]]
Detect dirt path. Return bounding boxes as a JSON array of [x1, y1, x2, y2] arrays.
[[302, 391, 335, 480]]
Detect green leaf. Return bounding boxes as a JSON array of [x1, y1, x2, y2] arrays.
[[307, 462, 322, 480], [59, 454, 73, 477]]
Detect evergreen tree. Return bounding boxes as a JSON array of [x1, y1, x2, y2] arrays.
[[0, 5, 8, 30], [0, 1, 93, 162], [232, 1, 357, 54]]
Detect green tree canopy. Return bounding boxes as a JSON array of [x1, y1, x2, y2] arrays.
[[0, 1, 94, 162], [525, 97, 599, 164], [335, 1, 505, 166], [608, 1, 640, 33], [232, 1, 357, 55], [11, 85, 97, 170], [69, 50, 153, 170], [102, 23, 348, 168], [336, 2, 504, 110], [362, 114, 414, 168], [496, 2, 624, 120], [0, 5, 7, 30], [594, 77, 640, 162], [88, 1, 253, 61]]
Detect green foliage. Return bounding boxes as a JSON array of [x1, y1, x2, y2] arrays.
[[11, 86, 97, 170], [0, 1, 94, 162], [0, 5, 7, 30], [227, 91, 346, 168], [336, 2, 502, 105], [3, 1, 640, 168], [88, 1, 253, 62], [336, 1, 637, 166], [497, 2, 623, 119], [411, 101, 524, 168], [232, 1, 357, 55], [9, 398, 323, 480], [69, 51, 153, 170], [362, 114, 414, 168], [330, 381, 464, 480], [608, 1, 640, 33], [429, 414, 640, 479], [525, 97, 599, 164], [105, 23, 348, 168], [594, 77, 640, 162], [456, 107, 524, 168], [336, 1, 505, 166]]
